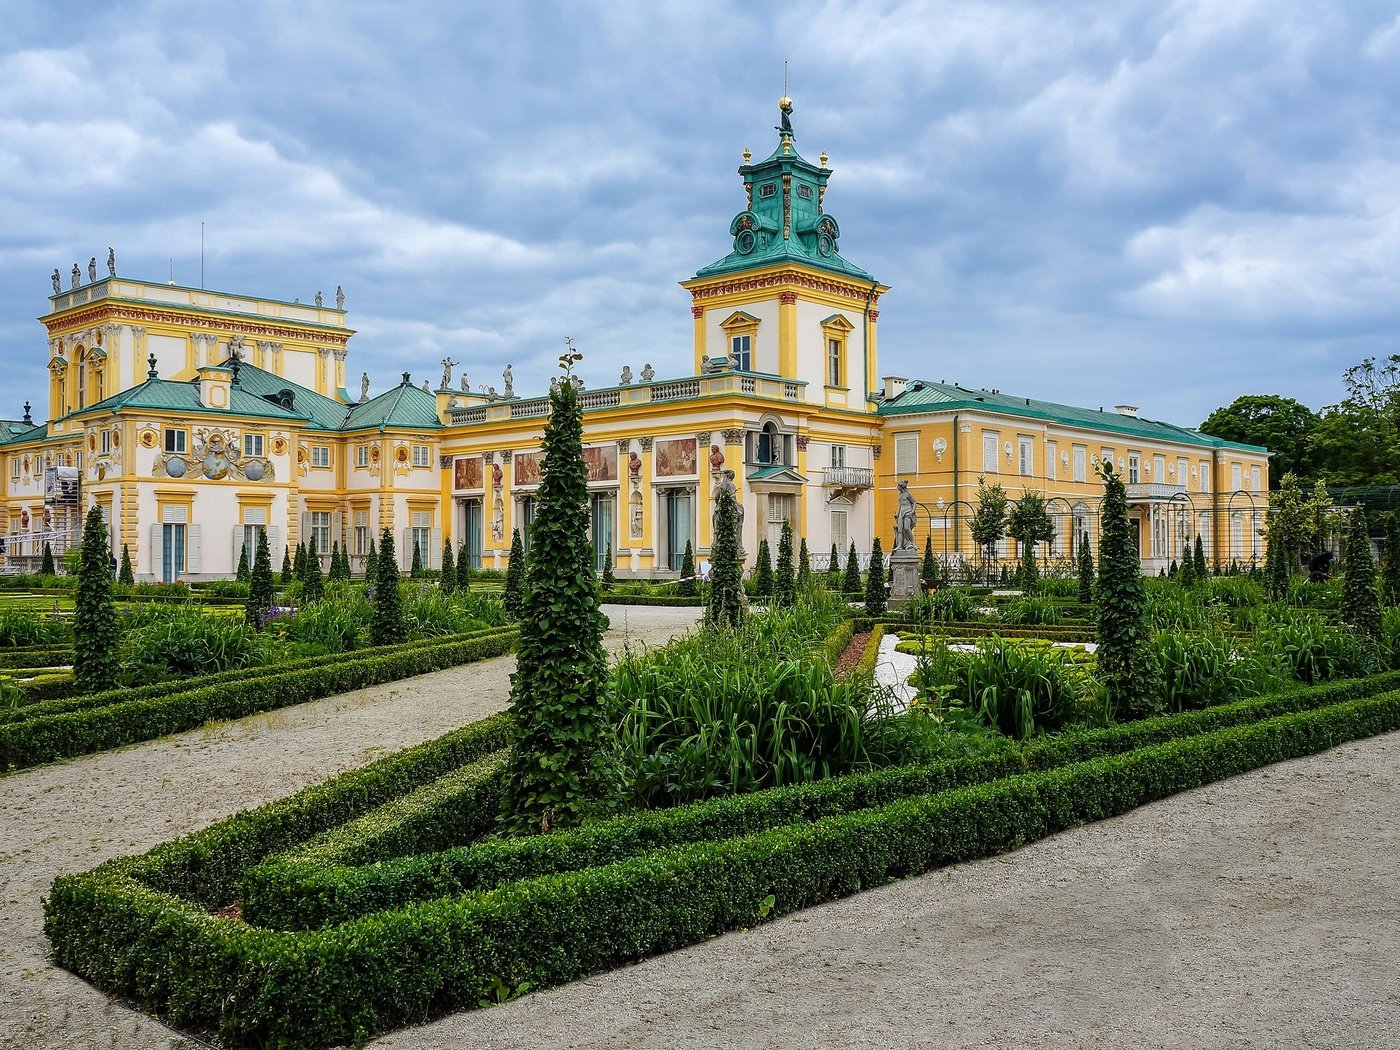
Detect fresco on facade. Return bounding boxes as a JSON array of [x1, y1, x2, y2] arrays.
[[583, 445, 618, 483], [454, 456, 482, 490], [654, 438, 697, 477], [514, 451, 543, 487]]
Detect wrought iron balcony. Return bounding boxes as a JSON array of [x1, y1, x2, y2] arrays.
[[1124, 482, 1186, 501]]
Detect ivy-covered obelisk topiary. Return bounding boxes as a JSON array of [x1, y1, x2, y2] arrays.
[[499, 346, 612, 835], [302, 543, 325, 603], [1095, 463, 1156, 720], [865, 536, 887, 617], [457, 542, 472, 590], [754, 537, 773, 597], [364, 535, 378, 583], [774, 520, 796, 608], [1194, 533, 1208, 579], [40, 542, 55, 577], [1341, 506, 1381, 641], [1179, 537, 1198, 588], [706, 478, 744, 628], [677, 540, 695, 597], [796, 536, 811, 591], [503, 528, 527, 619], [1077, 529, 1094, 603], [602, 540, 618, 589], [410, 542, 423, 579], [235, 542, 250, 584], [118, 544, 135, 586], [280, 545, 293, 585], [293, 540, 307, 582], [246, 526, 275, 627], [441, 539, 456, 596], [370, 526, 406, 646], [843, 541, 862, 595], [827, 542, 842, 589], [922, 533, 936, 587], [73, 506, 120, 694]]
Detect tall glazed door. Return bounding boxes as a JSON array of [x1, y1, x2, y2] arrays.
[[464, 499, 483, 569], [161, 523, 185, 583], [666, 491, 692, 571], [591, 494, 614, 572]]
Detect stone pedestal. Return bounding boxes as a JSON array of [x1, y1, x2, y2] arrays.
[[889, 547, 921, 602]]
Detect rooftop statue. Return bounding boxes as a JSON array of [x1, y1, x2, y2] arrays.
[[107, 247, 115, 277], [440, 357, 458, 390], [50, 269, 60, 295]]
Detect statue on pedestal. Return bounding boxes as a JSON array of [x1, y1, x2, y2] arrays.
[[359, 371, 370, 402], [71, 263, 80, 289], [894, 479, 917, 550], [50, 269, 60, 295], [502, 364, 514, 399], [87, 257, 97, 283], [315, 291, 323, 307], [335, 285, 345, 310], [107, 247, 116, 277], [440, 357, 457, 390]]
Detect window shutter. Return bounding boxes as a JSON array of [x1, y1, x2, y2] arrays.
[[982, 433, 998, 473], [430, 528, 443, 569], [233, 526, 244, 573], [150, 523, 162, 577], [894, 434, 917, 475], [300, 511, 311, 548], [402, 528, 413, 570], [186, 524, 201, 574], [267, 526, 282, 561], [331, 512, 343, 547]]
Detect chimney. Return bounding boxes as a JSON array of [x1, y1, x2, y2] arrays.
[[1114, 404, 1139, 418], [882, 375, 908, 400]]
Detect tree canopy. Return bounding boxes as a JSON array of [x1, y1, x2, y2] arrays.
[[1199, 394, 1316, 485]]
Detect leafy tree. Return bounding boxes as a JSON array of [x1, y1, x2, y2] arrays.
[[1341, 507, 1381, 640], [865, 537, 887, 617], [72, 507, 119, 693], [500, 358, 613, 835], [969, 476, 1009, 583], [1194, 533, 1208, 579], [1311, 356, 1400, 486], [280, 545, 292, 585], [302, 543, 324, 602], [921, 534, 936, 585], [753, 537, 773, 597], [706, 483, 744, 627], [118, 544, 135, 586], [773, 520, 796, 607], [1305, 479, 1336, 556], [1199, 395, 1317, 484], [796, 536, 811, 590], [1096, 464, 1156, 719], [457, 542, 472, 591], [364, 534, 378, 584], [441, 538, 456, 595], [503, 528, 527, 618], [1077, 530, 1094, 603], [602, 540, 617, 588], [40, 542, 55, 576], [1264, 472, 1311, 583], [410, 541, 423, 578], [843, 542, 862, 595], [1007, 489, 1054, 590], [246, 526, 275, 627], [827, 543, 843, 589], [1383, 513, 1400, 606], [235, 542, 250, 584], [370, 526, 406, 646], [677, 540, 695, 597]]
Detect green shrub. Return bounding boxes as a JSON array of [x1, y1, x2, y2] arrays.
[[119, 612, 270, 683], [502, 528, 526, 618], [918, 637, 1083, 739], [73, 506, 120, 694], [370, 527, 406, 647], [1259, 620, 1380, 684], [1145, 631, 1283, 712], [0, 608, 70, 647], [999, 595, 1064, 626]]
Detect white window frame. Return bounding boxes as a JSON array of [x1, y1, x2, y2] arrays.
[[100, 430, 112, 455], [1231, 463, 1242, 491], [1128, 452, 1140, 484], [730, 334, 751, 371], [1018, 436, 1033, 477], [411, 510, 432, 564], [830, 508, 849, 556], [164, 429, 187, 455], [1251, 465, 1261, 492], [1153, 454, 1166, 483], [412, 444, 431, 468], [827, 337, 842, 387], [243, 433, 264, 458], [1073, 445, 1087, 483], [356, 445, 370, 468], [354, 509, 369, 556], [982, 432, 999, 474], [894, 433, 918, 476], [829, 444, 846, 469], [310, 511, 331, 555], [311, 445, 330, 468], [1200, 461, 1211, 493], [1046, 441, 1057, 481]]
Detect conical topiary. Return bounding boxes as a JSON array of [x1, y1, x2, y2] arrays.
[[922, 534, 936, 586], [302, 544, 324, 602], [370, 526, 406, 646], [706, 481, 744, 627], [441, 538, 456, 595], [246, 527, 275, 628], [865, 537, 887, 617], [118, 543, 135, 586], [1341, 507, 1381, 640], [797, 536, 811, 591], [677, 539, 695, 597], [1077, 530, 1094, 603], [603, 540, 618, 588], [827, 543, 842, 589], [1096, 464, 1155, 719], [40, 541, 55, 577], [457, 542, 472, 591], [280, 545, 293, 585], [843, 542, 862, 595], [73, 507, 120, 693], [1194, 534, 1208, 579], [364, 534, 378, 583], [410, 541, 423, 579], [235, 542, 250, 584], [754, 537, 773, 597], [774, 520, 796, 608], [503, 528, 527, 618]]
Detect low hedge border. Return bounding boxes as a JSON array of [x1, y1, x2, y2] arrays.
[[45, 688, 1400, 1049], [15, 672, 76, 704], [850, 625, 885, 684], [239, 670, 1400, 931], [597, 594, 705, 607], [1, 626, 516, 727], [0, 647, 75, 669], [0, 628, 519, 773], [815, 620, 855, 668]]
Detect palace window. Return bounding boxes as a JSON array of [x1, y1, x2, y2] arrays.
[[1046, 441, 1057, 481], [1128, 453, 1140, 484], [100, 430, 111, 455], [827, 338, 842, 387], [356, 445, 369, 468], [982, 432, 999, 473], [1251, 465, 1261, 492], [310, 511, 331, 555], [730, 334, 752, 371], [244, 433, 264, 458], [894, 433, 917, 475], [1200, 461, 1211, 493], [829, 444, 846, 469], [411, 510, 432, 566], [9, 457, 17, 481], [1018, 436, 1034, 477], [311, 446, 330, 468], [1073, 445, 1087, 483], [354, 510, 370, 556], [164, 429, 187, 455], [1177, 457, 1188, 487], [1154, 454, 1166, 483], [830, 509, 849, 556], [1231, 463, 1242, 491], [412, 445, 431, 468]]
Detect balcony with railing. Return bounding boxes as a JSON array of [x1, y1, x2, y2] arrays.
[[1124, 482, 1186, 502], [445, 370, 806, 425], [822, 466, 875, 490]]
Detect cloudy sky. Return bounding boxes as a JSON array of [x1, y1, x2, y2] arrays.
[[4, 1, 1400, 427]]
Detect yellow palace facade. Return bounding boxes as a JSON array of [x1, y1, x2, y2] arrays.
[[0, 100, 1269, 582]]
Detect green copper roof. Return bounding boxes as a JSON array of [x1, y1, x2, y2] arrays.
[[228, 361, 350, 430], [80, 376, 308, 423], [878, 379, 1269, 454], [693, 101, 876, 283], [343, 379, 442, 432], [0, 420, 44, 446]]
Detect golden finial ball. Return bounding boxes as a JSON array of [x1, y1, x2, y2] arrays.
[[820, 151, 829, 167], [742, 147, 752, 163], [779, 96, 793, 112]]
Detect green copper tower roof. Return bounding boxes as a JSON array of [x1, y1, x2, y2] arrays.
[[694, 99, 875, 282]]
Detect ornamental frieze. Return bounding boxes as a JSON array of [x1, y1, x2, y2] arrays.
[[42, 305, 351, 346], [687, 269, 883, 306]]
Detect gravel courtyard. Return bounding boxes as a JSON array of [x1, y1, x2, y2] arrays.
[[2, 606, 1396, 1050]]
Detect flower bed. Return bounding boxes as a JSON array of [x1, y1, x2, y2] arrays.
[[43, 670, 1400, 1047]]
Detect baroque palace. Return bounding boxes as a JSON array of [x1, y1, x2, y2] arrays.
[[0, 100, 1270, 582]]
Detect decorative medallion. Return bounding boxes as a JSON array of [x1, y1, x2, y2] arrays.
[[271, 436, 289, 456]]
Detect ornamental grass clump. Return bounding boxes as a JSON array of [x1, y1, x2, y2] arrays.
[[120, 606, 269, 682], [72, 507, 119, 694], [924, 637, 1081, 740], [1146, 630, 1282, 712], [1259, 619, 1380, 684], [499, 349, 612, 836]]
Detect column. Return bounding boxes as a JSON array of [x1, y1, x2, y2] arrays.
[[696, 431, 713, 554], [638, 438, 654, 571], [778, 291, 798, 377]]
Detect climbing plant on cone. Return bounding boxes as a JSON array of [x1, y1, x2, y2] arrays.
[[441, 539, 456, 596], [503, 528, 527, 618], [774, 519, 796, 607], [73, 506, 119, 694], [706, 481, 745, 627], [843, 542, 862, 595], [1341, 506, 1381, 641], [500, 346, 612, 835], [370, 526, 406, 646], [865, 537, 887, 617], [676, 540, 695, 597], [246, 526, 275, 628], [1095, 463, 1156, 720], [754, 538, 773, 597], [118, 544, 135, 586]]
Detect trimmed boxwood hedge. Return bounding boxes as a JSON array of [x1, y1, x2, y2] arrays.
[[597, 594, 705, 607], [45, 685, 1400, 1049], [0, 646, 74, 670], [15, 671, 76, 704], [0, 628, 518, 772], [239, 670, 1400, 931]]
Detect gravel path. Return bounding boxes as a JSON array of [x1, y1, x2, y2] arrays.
[[0, 606, 700, 1050], [3, 615, 1396, 1049]]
